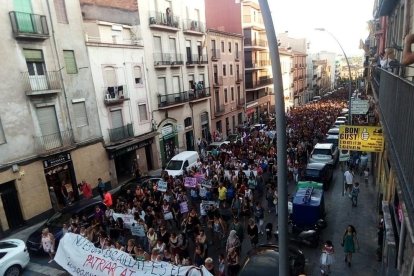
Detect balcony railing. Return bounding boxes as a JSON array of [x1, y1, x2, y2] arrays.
[[211, 49, 220, 60], [108, 123, 134, 142], [214, 104, 225, 115], [246, 59, 271, 68], [244, 38, 268, 48], [213, 76, 223, 87], [149, 11, 180, 30], [154, 53, 184, 67], [104, 85, 129, 105], [21, 71, 61, 95], [158, 91, 189, 108], [34, 130, 74, 155], [186, 54, 208, 65], [183, 19, 205, 34], [9, 11, 49, 39], [189, 87, 211, 101], [245, 77, 273, 89], [373, 66, 414, 223]]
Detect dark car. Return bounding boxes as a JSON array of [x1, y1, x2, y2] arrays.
[[112, 176, 162, 203], [304, 162, 333, 190], [239, 244, 305, 276], [26, 199, 106, 254]]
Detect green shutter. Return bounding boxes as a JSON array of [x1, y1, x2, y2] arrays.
[[159, 139, 166, 166], [14, 0, 32, 13], [14, 0, 35, 33], [23, 49, 43, 62], [63, 50, 78, 74]]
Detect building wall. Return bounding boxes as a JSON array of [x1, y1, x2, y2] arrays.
[[205, 0, 242, 35], [0, 162, 50, 231]]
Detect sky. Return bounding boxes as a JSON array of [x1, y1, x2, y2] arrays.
[[268, 0, 375, 56]]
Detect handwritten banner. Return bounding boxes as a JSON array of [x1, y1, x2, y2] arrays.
[[130, 223, 146, 237], [112, 213, 136, 229], [200, 179, 212, 188], [180, 201, 189, 214], [157, 181, 168, 192], [55, 233, 212, 276], [184, 177, 197, 188]]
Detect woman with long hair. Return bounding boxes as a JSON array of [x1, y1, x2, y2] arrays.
[[342, 225, 359, 267]]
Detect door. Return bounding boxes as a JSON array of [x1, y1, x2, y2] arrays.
[[145, 145, 154, 170], [14, 0, 34, 33], [24, 49, 48, 91], [0, 181, 24, 229], [172, 76, 180, 93], [186, 131, 194, 151], [154, 36, 163, 63], [36, 106, 61, 149], [186, 40, 192, 63]]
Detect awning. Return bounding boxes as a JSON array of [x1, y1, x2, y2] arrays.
[[106, 131, 158, 159]]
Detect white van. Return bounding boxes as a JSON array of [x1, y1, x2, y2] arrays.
[[166, 151, 199, 177]]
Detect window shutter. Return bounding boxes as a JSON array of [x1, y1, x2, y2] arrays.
[[138, 104, 148, 121], [63, 50, 78, 74], [23, 49, 43, 62], [0, 117, 6, 144], [73, 102, 88, 127], [54, 0, 68, 23]]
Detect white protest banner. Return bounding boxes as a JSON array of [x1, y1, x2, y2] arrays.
[[180, 201, 189, 214], [130, 223, 146, 237], [184, 177, 197, 188], [55, 233, 212, 276], [157, 180, 168, 192], [200, 179, 212, 188], [112, 213, 136, 229]]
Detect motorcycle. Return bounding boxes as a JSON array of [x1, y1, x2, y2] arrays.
[[274, 219, 326, 248]]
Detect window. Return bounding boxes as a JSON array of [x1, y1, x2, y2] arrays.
[[133, 66, 142, 85], [225, 117, 229, 133], [221, 41, 225, 52], [0, 117, 6, 144], [228, 42, 232, 53], [238, 112, 243, 125], [235, 42, 239, 57], [63, 50, 77, 74], [184, 117, 192, 127], [230, 64, 233, 75], [231, 87, 234, 101], [224, 88, 228, 103], [103, 66, 117, 87], [232, 116, 236, 132], [138, 104, 148, 121], [54, 0, 68, 23], [72, 101, 88, 127], [223, 64, 226, 76]]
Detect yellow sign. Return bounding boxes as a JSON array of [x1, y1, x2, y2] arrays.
[[338, 125, 384, 152]]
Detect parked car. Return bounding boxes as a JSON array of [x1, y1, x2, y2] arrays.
[[309, 143, 339, 166], [333, 119, 346, 128], [0, 239, 30, 276], [304, 162, 334, 190], [206, 141, 230, 154], [336, 116, 347, 121], [324, 134, 339, 148], [113, 176, 162, 202], [326, 127, 340, 136], [226, 133, 241, 143], [26, 199, 106, 254], [313, 96, 321, 102], [239, 244, 305, 276]]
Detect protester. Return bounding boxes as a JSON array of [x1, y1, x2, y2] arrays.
[[320, 240, 335, 275], [342, 225, 359, 267], [41, 228, 55, 263]]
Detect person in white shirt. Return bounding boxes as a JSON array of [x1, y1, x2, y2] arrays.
[[344, 168, 354, 196]]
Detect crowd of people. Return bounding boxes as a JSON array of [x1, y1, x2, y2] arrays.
[[48, 89, 353, 275]]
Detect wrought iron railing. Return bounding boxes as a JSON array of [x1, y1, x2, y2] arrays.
[[186, 54, 208, 65], [108, 123, 134, 142], [158, 91, 189, 108], [34, 130, 73, 154], [149, 11, 180, 29], [183, 19, 205, 33], [21, 71, 61, 93], [9, 11, 49, 38], [244, 38, 268, 47], [153, 53, 184, 66], [104, 85, 129, 105], [245, 77, 273, 89], [189, 87, 210, 101]]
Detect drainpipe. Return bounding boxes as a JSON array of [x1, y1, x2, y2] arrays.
[[45, 0, 73, 135]]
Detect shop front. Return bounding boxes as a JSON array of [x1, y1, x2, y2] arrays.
[[159, 124, 178, 166], [43, 152, 78, 208]]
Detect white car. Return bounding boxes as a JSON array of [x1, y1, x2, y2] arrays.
[[0, 239, 30, 276]]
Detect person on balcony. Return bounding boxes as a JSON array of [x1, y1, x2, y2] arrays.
[[402, 34, 414, 66], [380, 48, 399, 73]]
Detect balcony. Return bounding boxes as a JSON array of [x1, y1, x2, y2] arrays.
[[22, 71, 61, 96], [244, 38, 268, 49], [9, 11, 49, 40], [158, 91, 189, 109], [235, 74, 243, 83], [213, 76, 223, 87], [108, 123, 134, 142], [372, 66, 414, 223], [214, 104, 225, 115], [183, 19, 205, 35], [104, 85, 129, 106], [245, 77, 273, 89], [149, 11, 180, 31], [34, 130, 74, 156], [153, 53, 184, 68], [211, 49, 220, 60], [246, 59, 271, 69], [186, 54, 208, 66], [189, 87, 211, 102]]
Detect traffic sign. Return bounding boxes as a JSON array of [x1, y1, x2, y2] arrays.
[[338, 125, 384, 152]]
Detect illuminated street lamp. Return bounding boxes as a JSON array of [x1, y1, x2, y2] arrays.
[[315, 28, 352, 124]]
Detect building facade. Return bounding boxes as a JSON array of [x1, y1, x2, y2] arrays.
[[138, 0, 211, 165], [80, 0, 159, 185], [242, 0, 272, 122], [0, 0, 107, 234]]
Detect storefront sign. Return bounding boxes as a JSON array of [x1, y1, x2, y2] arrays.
[[184, 177, 197, 188], [43, 153, 71, 169], [108, 139, 153, 159], [157, 181, 168, 192], [339, 126, 384, 152], [55, 233, 212, 276]]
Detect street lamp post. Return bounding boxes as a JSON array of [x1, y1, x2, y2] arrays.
[[315, 28, 352, 124]]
